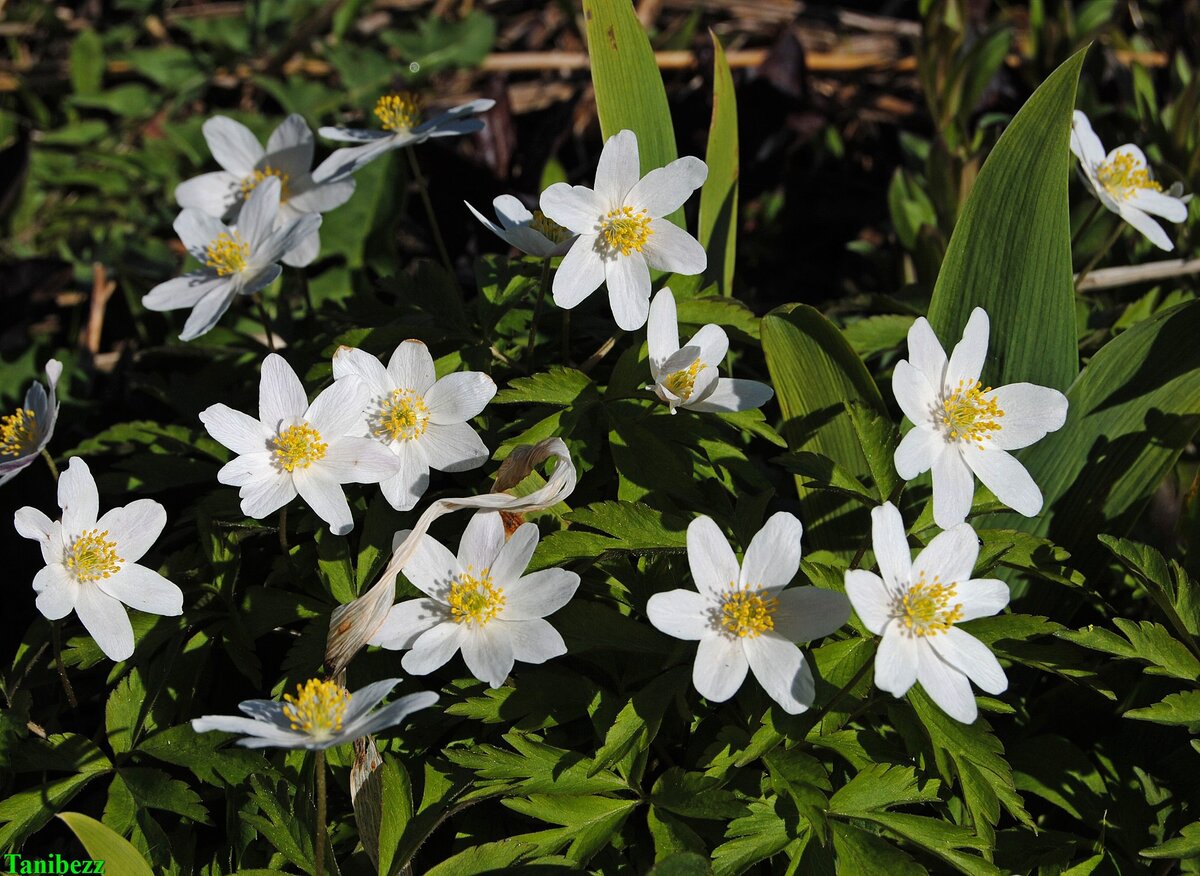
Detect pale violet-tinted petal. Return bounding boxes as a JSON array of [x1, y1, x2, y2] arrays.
[[200, 404, 269, 456], [627, 156, 707, 217], [317, 126, 390, 144], [1117, 203, 1174, 251], [239, 470, 297, 519], [340, 678, 400, 727], [961, 445, 1043, 517], [203, 116, 264, 174], [288, 177, 355, 214], [906, 317, 948, 388], [929, 627, 1007, 695], [259, 354, 308, 431], [870, 502, 911, 591], [95, 499, 166, 565], [421, 422, 489, 473], [401, 531, 460, 601], [957, 578, 1010, 621], [402, 622, 464, 675], [97, 564, 183, 616], [912, 523, 979, 587], [238, 264, 282, 298], [641, 220, 706, 274], [387, 340, 437, 393], [771, 588, 851, 643], [381, 444, 429, 512], [175, 171, 240, 217], [984, 383, 1068, 451], [502, 568, 580, 621], [458, 511, 506, 572], [280, 228, 320, 268], [931, 446, 975, 529], [315, 139, 400, 181], [59, 457, 99, 533], [239, 177, 281, 250], [305, 377, 366, 438], [744, 633, 814, 714], [1128, 188, 1188, 222], [594, 129, 640, 207], [875, 626, 919, 696], [946, 307, 989, 390], [369, 598, 447, 649], [33, 565, 78, 620], [605, 252, 652, 331], [539, 184, 604, 234], [191, 714, 304, 746], [320, 437, 398, 485], [843, 569, 891, 636], [256, 214, 321, 267], [685, 379, 773, 414], [1069, 111, 1106, 166], [179, 284, 239, 341], [461, 626, 515, 688], [647, 287, 680, 377], [891, 359, 938, 428], [425, 372, 496, 424], [503, 618, 567, 664], [293, 470, 353, 535], [692, 634, 748, 702], [74, 584, 135, 662], [551, 237, 606, 308], [916, 643, 977, 722], [489, 521, 538, 586], [265, 114, 314, 174], [894, 424, 941, 480], [349, 691, 439, 738], [687, 516, 740, 599], [740, 511, 803, 592], [646, 589, 711, 640], [332, 347, 392, 399]]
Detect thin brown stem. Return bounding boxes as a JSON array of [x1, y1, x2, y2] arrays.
[[315, 749, 327, 876], [1075, 220, 1125, 293], [526, 258, 553, 366], [1070, 199, 1103, 248], [405, 147, 454, 277], [278, 506, 289, 554], [51, 621, 77, 710]]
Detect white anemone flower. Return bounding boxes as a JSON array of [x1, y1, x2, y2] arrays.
[[199, 353, 398, 535], [368, 511, 580, 689], [192, 677, 437, 750], [646, 513, 850, 714], [14, 457, 182, 662], [0, 359, 63, 486], [892, 307, 1068, 530], [465, 195, 576, 258], [332, 341, 496, 512], [175, 114, 355, 267], [317, 95, 496, 179], [145, 179, 320, 341], [540, 129, 708, 331], [844, 502, 1009, 723], [646, 288, 774, 414], [1069, 110, 1189, 251]]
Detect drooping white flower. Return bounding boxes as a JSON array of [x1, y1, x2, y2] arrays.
[[464, 195, 576, 258], [892, 307, 1068, 530], [175, 114, 356, 267], [0, 359, 63, 486], [368, 511, 580, 689], [646, 288, 774, 414], [332, 341, 496, 512], [199, 353, 398, 535], [540, 129, 708, 331], [1069, 110, 1189, 251], [317, 94, 496, 179], [192, 677, 437, 750], [646, 513, 850, 714], [844, 502, 1009, 723], [145, 179, 320, 341], [14, 457, 182, 662]]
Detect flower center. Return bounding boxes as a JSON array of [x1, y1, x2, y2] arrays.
[[0, 407, 38, 457], [205, 231, 250, 276], [1096, 150, 1162, 199], [530, 210, 570, 243], [282, 678, 351, 739], [375, 92, 423, 132], [272, 423, 328, 472], [448, 567, 505, 628], [599, 205, 653, 256], [895, 573, 963, 637], [662, 360, 705, 401], [241, 165, 291, 202], [371, 389, 430, 442], [940, 379, 1003, 446], [717, 586, 779, 639], [65, 529, 124, 583]]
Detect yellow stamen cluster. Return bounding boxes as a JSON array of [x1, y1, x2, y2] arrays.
[[941, 379, 1003, 446], [0, 407, 38, 457], [897, 574, 963, 637], [372, 389, 430, 442], [65, 529, 124, 583], [375, 92, 423, 132], [663, 360, 704, 401], [1096, 151, 1162, 199], [272, 423, 328, 472], [205, 231, 250, 276], [448, 567, 506, 628], [600, 205, 653, 256], [240, 165, 291, 202], [530, 210, 570, 243], [282, 679, 351, 738], [719, 586, 779, 639]]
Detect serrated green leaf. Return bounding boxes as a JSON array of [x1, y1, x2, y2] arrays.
[[0, 773, 104, 851], [591, 667, 688, 775], [829, 763, 942, 814], [773, 450, 876, 505], [1141, 820, 1200, 859], [831, 821, 924, 875], [58, 811, 154, 876], [849, 811, 1000, 875], [423, 839, 536, 875], [648, 851, 713, 875], [698, 32, 738, 295], [69, 29, 104, 96], [710, 797, 797, 876], [503, 794, 637, 866], [494, 367, 596, 406], [846, 400, 902, 501], [1124, 690, 1200, 725]]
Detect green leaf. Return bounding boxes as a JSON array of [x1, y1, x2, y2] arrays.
[[648, 851, 713, 875], [423, 840, 536, 875], [1059, 620, 1200, 680], [138, 724, 267, 786], [650, 769, 749, 820], [926, 49, 1085, 392], [69, 29, 104, 96], [1141, 820, 1200, 859], [829, 763, 942, 814], [1100, 534, 1200, 639], [849, 811, 1000, 875], [591, 667, 688, 775], [1124, 690, 1200, 725], [773, 450, 876, 505], [710, 797, 797, 876], [58, 811, 154, 876], [699, 31, 738, 295], [503, 794, 638, 866], [842, 314, 916, 360], [106, 669, 151, 755], [445, 733, 630, 796], [846, 400, 902, 501], [494, 367, 597, 406], [0, 773, 105, 851], [117, 767, 210, 823], [830, 821, 924, 875]]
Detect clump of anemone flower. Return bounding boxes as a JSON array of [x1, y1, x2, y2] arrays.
[[0, 359, 63, 486]]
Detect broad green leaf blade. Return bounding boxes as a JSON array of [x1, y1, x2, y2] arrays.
[[58, 811, 155, 876], [760, 304, 888, 551], [927, 48, 1087, 392], [699, 31, 738, 295]]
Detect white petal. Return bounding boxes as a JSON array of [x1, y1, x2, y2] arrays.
[[144, 272, 223, 315], [929, 627, 1007, 695], [316, 126, 391, 144], [594, 129, 641, 207], [931, 446, 975, 529], [59, 457, 99, 533], [369, 598, 447, 649], [265, 114, 314, 172], [339, 678, 401, 727], [946, 307, 989, 389], [688, 325, 730, 368], [288, 177, 355, 214], [332, 347, 392, 399], [489, 521, 538, 586], [425, 372, 496, 424], [685, 378, 773, 413], [461, 626, 514, 688], [257, 214, 321, 266], [646, 589, 711, 639], [259, 354, 308, 432], [1069, 111, 1106, 167], [15, 506, 56, 554], [175, 171, 240, 217], [551, 237, 606, 309], [178, 284, 238, 341], [203, 116, 264, 174], [740, 511, 803, 592], [641, 220, 706, 274], [1116, 204, 1174, 251], [891, 359, 938, 428], [984, 383, 1068, 451], [870, 502, 912, 591], [305, 378, 366, 439], [98, 564, 183, 616], [843, 569, 891, 635], [33, 565, 78, 620], [293, 470, 353, 535], [421, 422, 489, 473], [961, 445, 1043, 517], [350, 691, 439, 739], [403, 623, 465, 675], [238, 264, 282, 298], [387, 340, 437, 393], [916, 643, 977, 722], [458, 511, 506, 572], [605, 253, 652, 330], [626, 156, 707, 217], [239, 177, 281, 250], [281, 228, 320, 268], [219, 453, 271, 487], [912, 523, 979, 589], [744, 633, 814, 714], [1127, 188, 1188, 222], [874, 627, 919, 696], [894, 425, 940, 480], [95, 499, 166, 564], [957, 578, 1010, 621], [74, 584, 135, 662], [906, 317, 948, 388], [200, 404, 269, 456], [190, 715, 302, 745], [320, 437, 398, 484], [503, 618, 567, 664], [539, 184, 604, 234], [381, 444, 429, 512], [239, 471, 297, 519], [174, 210, 229, 259], [493, 194, 534, 229], [771, 587, 851, 642], [503, 569, 580, 620], [647, 288, 680, 377], [687, 516, 740, 599], [401, 531, 460, 601], [692, 634, 748, 702]]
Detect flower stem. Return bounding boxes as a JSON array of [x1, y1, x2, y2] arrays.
[[526, 258, 553, 366], [40, 448, 59, 482], [279, 506, 290, 555], [804, 641, 876, 730], [1071, 199, 1103, 248], [1075, 220, 1125, 292], [405, 146, 454, 278], [50, 621, 77, 710], [315, 749, 327, 876], [254, 295, 277, 353]]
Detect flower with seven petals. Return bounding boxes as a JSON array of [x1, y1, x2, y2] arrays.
[[199, 353, 398, 535], [892, 307, 1068, 530], [844, 502, 1009, 723], [0, 359, 62, 487], [465, 195, 576, 259], [369, 511, 580, 689], [15, 457, 183, 662], [540, 129, 708, 331], [646, 513, 850, 714]]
